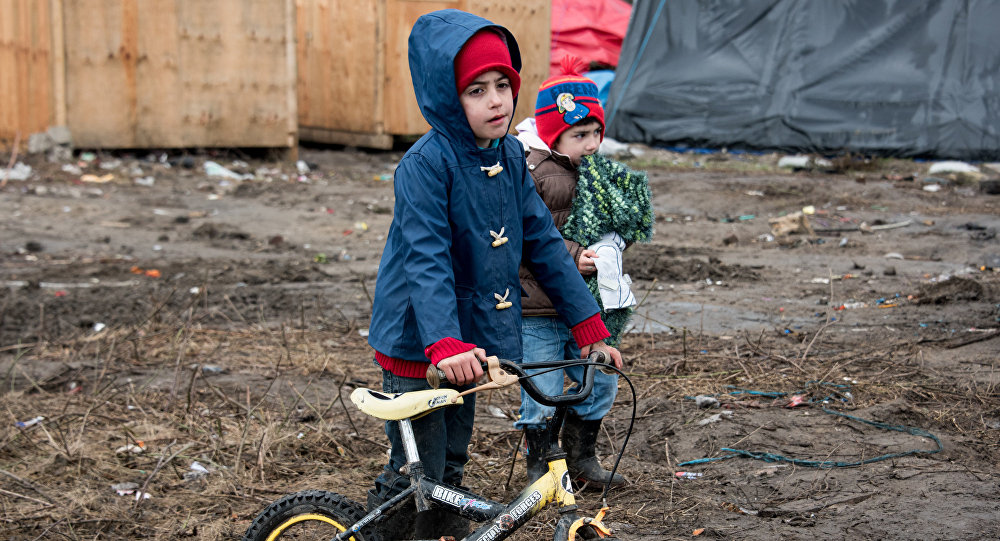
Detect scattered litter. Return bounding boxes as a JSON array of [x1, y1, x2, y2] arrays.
[[200, 364, 224, 374], [81, 173, 114, 183], [884, 252, 905, 260], [358, 328, 370, 337], [923, 184, 942, 192], [745, 190, 765, 197], [786, 395, 808, 407], [204, 160, 251, 180], [296, 160, 310, 174], [61, 163, 83, 175], [753, 465, 787, 477], [777, 155, 810, 169], [694, 395, 720, 408], [674, 471, 703, 480], [112, 482, 151, 500], [93, 322, 106, 333], [15, 416, 45, 428], [697, 410, 733, 426], [115, 442, 145, 455], [769, 211, 815, 236], [487, 405, 508, 419], [2, 162, 33, 181], [183, 461, 211, 480], [928, 161, 979, 175], [134, 176, 155, 187], [373, 174, 393, 181]]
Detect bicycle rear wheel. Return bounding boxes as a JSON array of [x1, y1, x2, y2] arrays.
[[243, 490, 380, 541]]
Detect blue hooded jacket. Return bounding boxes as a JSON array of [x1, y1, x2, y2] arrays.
[[368, 9, 601, 366]]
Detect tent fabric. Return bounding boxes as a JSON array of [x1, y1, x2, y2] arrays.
[[550, 0, 632, 75], [606, 0, 1000, 160]]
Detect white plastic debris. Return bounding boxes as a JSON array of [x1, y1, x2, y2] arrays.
[[204, 160, 251, 180], [927, 161, 979, 175], [487, 405, 508, 418], [599, 137, 632, 158], [184, 461, 211, 480], [923, 184, 942, 192], [697, 410, 734, 426], [15, 416, 45, 428], [694, 395, 720, 408], [777, 155, 810, 169], [3, 162, 33, 181], [115, 443, 145, 455]]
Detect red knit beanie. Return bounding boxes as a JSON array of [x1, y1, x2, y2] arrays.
[[454, 29, 521, 97], [534, 56, 605, 149]]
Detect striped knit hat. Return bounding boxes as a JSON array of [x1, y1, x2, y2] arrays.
[[534, 56, 605, 149]]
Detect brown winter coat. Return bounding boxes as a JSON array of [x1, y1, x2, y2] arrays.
[[519, 148, 585, 317]]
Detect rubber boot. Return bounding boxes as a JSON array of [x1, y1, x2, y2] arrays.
[[523, 427, 552, 483], [367, 488, 416, 540], [561, 413, 626, 489]]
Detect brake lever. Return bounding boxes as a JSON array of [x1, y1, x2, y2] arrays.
[[425, 356, 519, 401]]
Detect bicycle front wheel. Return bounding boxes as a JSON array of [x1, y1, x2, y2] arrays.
[[243, 490, 379, 541]]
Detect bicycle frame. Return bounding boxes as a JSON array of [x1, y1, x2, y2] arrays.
[[337, 415, 584, 541], [338, 355, 615, 541]]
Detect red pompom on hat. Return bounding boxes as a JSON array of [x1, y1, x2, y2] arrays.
[[534, 55, 605, 149], [454, 29, 521, 97]]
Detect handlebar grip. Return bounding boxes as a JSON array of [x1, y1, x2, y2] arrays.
[[426, 365, 447, 389]]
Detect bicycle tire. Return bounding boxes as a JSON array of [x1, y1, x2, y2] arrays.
[[243, 490, 380, 541]]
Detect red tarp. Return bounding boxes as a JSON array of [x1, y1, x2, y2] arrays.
[[550, 0, 632, 75]]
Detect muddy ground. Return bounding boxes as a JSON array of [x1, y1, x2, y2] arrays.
[[1, 144, 998, 540]]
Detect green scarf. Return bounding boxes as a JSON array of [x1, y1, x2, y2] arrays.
[[561, 153, 654, 346]]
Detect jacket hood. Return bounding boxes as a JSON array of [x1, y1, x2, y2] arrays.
[[408, 10, 522, 150]]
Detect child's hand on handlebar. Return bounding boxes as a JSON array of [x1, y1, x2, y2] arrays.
[[580, 341, 623, 370], [436, 347, 487, 386]]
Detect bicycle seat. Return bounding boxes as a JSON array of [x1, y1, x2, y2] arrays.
[[350, 388, 463, 420]]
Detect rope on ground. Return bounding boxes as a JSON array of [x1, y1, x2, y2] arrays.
[[678, 382, 943, 468]]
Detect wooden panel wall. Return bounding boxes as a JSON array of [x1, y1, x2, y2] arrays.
[[297, 0, 381, 137], [63, 0, 296, 149], [298, 0, 551, 146], [0, 0, 54, 145]]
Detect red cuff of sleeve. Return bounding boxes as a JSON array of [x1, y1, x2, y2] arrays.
[[424, 337, 477, 365], [571, 313, 610, 348]]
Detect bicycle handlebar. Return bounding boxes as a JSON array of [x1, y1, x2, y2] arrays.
[[426, 351, 609, 407]]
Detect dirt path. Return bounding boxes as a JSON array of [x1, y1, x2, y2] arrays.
[[1, 146, 998, 539]]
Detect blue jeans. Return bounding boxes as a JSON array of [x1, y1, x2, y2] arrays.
[[515, 316, 618, 429], [373, 365, 476, 498]]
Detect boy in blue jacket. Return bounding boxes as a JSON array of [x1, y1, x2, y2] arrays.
[[365, 9, 622, 539]]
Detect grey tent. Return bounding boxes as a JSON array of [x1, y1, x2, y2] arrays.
[[606, 0, 1000, 160]]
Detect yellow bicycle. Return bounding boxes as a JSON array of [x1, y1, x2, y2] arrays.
[[242, 352, 630, 541]]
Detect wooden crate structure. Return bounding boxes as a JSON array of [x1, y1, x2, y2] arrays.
[[297, 0, 551, 148], [0, 0, 56, 146], [1, 0, 297, 150]]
